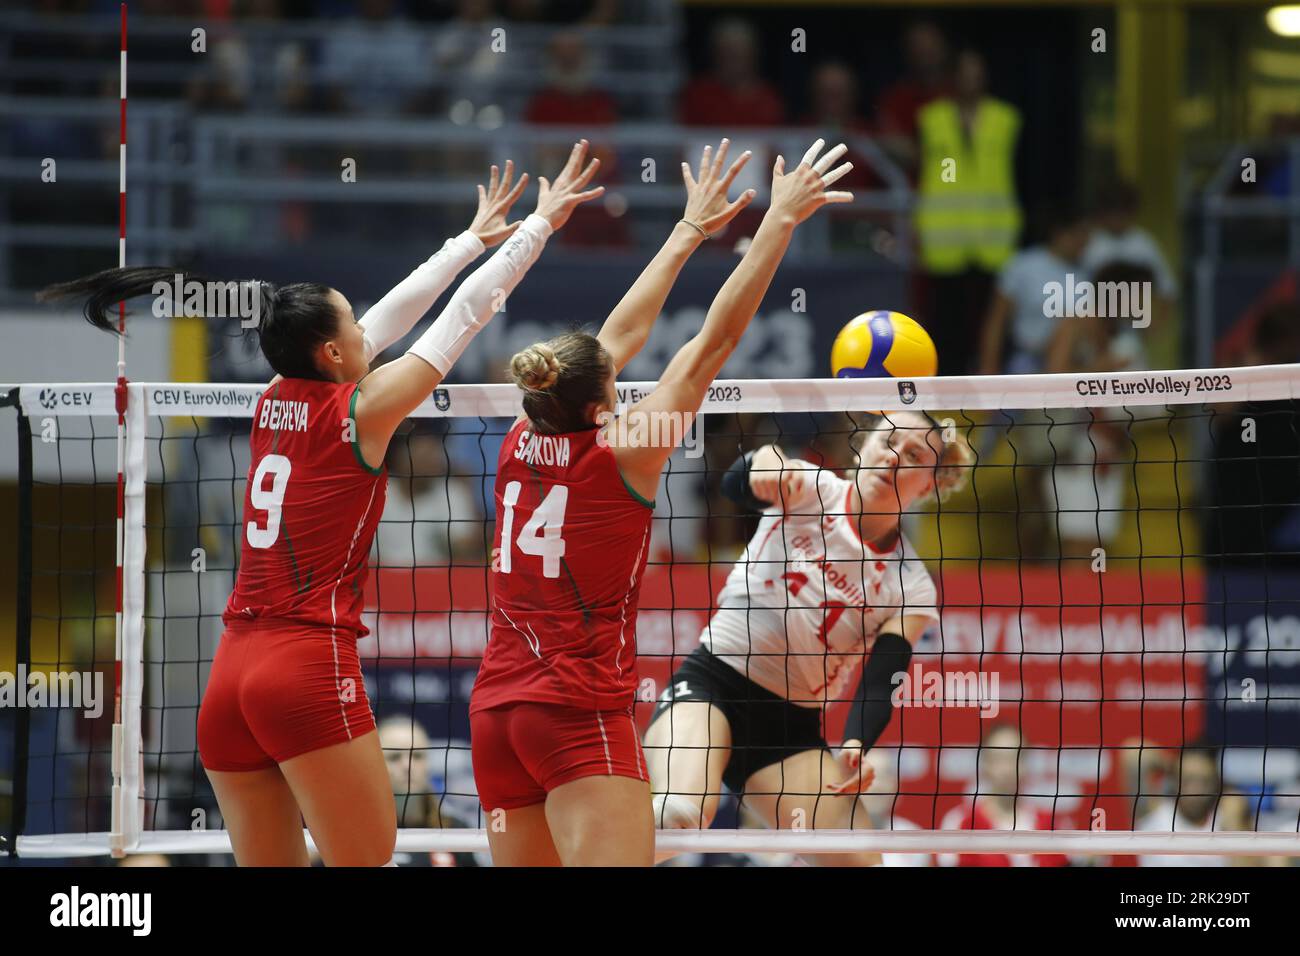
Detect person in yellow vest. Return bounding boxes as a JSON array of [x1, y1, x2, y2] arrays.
[[914, 50, 1022, 375]]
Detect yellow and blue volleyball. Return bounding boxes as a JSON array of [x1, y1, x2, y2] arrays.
[[830, 310, 938, 379]]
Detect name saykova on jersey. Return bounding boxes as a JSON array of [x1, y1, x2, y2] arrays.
[[257, 398, 309, 432], [513, 429, 571, 467]]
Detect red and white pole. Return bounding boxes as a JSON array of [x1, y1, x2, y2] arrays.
[[110, 0, 129, 859]]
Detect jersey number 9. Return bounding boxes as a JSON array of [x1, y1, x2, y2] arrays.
[[247, 453, 291, 549]]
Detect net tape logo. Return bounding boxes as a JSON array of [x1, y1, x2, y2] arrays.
[[898, 380, 918, 405], [150, 387, 258, 411], [37, 388, 97, 410]]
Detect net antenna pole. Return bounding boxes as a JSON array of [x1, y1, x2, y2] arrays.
[[3, 390, 33, 858], [109, 1, 134, 860]]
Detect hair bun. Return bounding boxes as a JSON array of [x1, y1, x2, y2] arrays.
[[511, 344, 562, 391]]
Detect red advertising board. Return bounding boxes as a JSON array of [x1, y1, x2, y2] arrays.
[[360, 563, 1205, 831]]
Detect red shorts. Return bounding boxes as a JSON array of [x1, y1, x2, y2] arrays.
[[470, 702, 648, 811], [198, 621, 376, 772]]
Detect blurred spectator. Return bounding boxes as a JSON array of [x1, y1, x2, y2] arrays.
[[1082, 182, 1177, 302], [378, 717, 479, 867], [1042, 263, 1153, 558], [917, 49, 1023, 376], [1117, 737, 1179, 832], [318, 0, 432, 114], [875, 20, 953, 170], [524, 31, 617, 125], [502, 0, 617, 26], [524, 31, 628, 247], [1215, 269, 1298, 367], [1081, 181, 1176, 335], [432, 0, 510, 113], [1135, 747, 1229, 867], [679, 18, 784, 128], [977, 199, 1091, 376], [935, 724, 1070, 867], [861, 750, 930, 867], [1209, 300, 1300, 565], [800, 60, 882, 192], [186, 33, 252, 112], [1045, 264, 1149, 379], [1237, 299, 1300, 366], [1044, 262, 1151, 375], [374, 429, 485, 567], [272, 42, 338, 115]]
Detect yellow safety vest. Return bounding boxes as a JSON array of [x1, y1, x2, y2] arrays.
[[915, 98, 1023, 274]]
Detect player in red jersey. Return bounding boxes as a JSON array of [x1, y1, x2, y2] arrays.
[[40, 145, 604, 864], [472, 138, 854, 865]]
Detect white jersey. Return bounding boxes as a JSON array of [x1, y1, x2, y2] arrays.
[[701, 462, 939, 708]]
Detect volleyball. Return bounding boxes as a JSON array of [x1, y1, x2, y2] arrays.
[[830, 310, 938, 379]]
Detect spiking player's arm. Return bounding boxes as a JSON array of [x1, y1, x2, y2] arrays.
[[352, 141, 604, 469], [597, 139, 754, 374], [720, 443, 824, 513], [826, 613, 934, 795]]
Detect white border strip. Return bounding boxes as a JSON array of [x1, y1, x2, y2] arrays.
[[116, 385, 147, 852], [15, 828, 1300, 858], [17, 364, 1300, 419]]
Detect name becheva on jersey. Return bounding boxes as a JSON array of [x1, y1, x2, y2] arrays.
[[258, 398, 310, 432], [513, 429, 572, 468]]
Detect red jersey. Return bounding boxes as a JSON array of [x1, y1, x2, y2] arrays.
[[223, 378, 387, 637], [472, 418, 655, 713]]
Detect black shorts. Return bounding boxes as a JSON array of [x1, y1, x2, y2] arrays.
[[648, 646, 829, 794]]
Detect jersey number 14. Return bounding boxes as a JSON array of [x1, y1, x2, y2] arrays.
[[499, 480, 568, 578]]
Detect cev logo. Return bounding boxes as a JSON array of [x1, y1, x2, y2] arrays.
[[38, 389, 94, 409]]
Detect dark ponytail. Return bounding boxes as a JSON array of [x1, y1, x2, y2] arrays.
[[37, 266, 210, 335], [38, 266, 343, 381]]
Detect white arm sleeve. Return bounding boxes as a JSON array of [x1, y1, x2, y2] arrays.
[[407, 214, 554, 375], [358, 230, 485, 363]]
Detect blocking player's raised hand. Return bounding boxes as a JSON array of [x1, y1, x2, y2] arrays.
[[680, 138, 756, 237], [533, 139, 605, 232], [767, 138, 854, 227], [469, 160, 530, 248]]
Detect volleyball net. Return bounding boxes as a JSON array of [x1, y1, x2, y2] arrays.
[[4, 365, 1300, 862]]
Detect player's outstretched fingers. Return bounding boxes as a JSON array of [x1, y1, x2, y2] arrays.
[[574, 156, 601, 191], [720, 150, 753, 191], [681, 159, 696, 189], [821, 162, 853, 188], [810, 142, 848, 176], [800, 137, 826, 168], [558, 139, 588, 184], [710, 138, 730, 180], [503, 171, 529, 206]]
